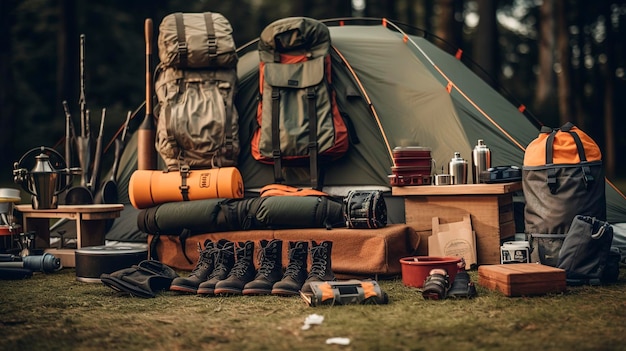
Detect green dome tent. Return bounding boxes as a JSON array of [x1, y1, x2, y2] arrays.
[[104, 18, 626, 243]]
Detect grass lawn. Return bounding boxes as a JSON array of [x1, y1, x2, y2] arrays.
[[1, 268, 626, 351], [1, 179, 625, 350]]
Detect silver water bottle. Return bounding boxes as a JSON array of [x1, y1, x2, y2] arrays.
[[471, 139, 491, 184], [449, 152, 468, 184]]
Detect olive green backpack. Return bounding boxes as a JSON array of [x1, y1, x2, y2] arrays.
[[155, 12, 240, 170]]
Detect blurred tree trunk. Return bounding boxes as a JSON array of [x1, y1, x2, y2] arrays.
[[572, 4, 586, 129], [433, 0, 463, 48], [57, 0, 78, 121], [535, 0, 556, 119], [0, 0, 16, 181], [602, 1, 615, 178], [474, 0, 499, 85], [555, 0, 572, 126]]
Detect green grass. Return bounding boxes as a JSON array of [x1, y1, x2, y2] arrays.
[[1, 268, 626, 351]]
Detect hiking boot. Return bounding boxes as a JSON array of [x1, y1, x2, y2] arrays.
[[170, 239, 216, 294], [300, 240, 335, 295], [243, 239, 283, 295], [214, 241, 256, 295], [271, 241, 309, 296], [197, 240, 235, 296]]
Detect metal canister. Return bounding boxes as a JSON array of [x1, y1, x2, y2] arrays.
[[448, 152, 468, 184], [471, 139, 491, 184]]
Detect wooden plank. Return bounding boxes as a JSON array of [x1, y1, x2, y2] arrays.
[[392, 181, 522, 196], [16, 204, 123, 215]]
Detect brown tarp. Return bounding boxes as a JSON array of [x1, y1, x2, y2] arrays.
[[147, 224, 420, 277]]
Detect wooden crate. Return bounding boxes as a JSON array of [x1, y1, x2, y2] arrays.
[[478, 263, 566, 297], [394, 182, 519, 265]]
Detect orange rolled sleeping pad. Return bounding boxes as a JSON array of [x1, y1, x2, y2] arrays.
[[129, 167, 244, 209]]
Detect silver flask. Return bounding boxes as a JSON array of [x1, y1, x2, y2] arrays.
[[448, 152, 468, 184], [471, 139, 491, 184]]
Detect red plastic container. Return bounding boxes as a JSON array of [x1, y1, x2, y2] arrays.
[[399, 256, 462, 288]]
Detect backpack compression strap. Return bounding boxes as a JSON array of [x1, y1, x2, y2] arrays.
[[307, 86, 319, 189], [270, 89, 284, 183], [544, 122, 593, 194], [173, 13, 189, 68], [173, 12, 218, 67]]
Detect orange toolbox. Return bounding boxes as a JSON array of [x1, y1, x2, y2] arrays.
[[478, 263, 566, 297]]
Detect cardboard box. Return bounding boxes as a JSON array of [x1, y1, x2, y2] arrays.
[[478, 263, 566, 297]]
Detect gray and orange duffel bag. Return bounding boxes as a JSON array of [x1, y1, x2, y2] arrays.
[[522, 122, 606, 266]]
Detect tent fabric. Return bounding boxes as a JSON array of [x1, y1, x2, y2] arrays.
[[104, 19, 626, 243]]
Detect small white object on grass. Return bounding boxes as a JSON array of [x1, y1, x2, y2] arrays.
[[301, 313, 324, 330], [326, 337, 351, 345]]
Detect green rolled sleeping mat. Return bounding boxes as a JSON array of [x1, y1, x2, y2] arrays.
[[137, 196, 345, 235]]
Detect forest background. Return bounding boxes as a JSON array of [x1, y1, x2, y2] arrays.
[[0, 0, 624, 185]]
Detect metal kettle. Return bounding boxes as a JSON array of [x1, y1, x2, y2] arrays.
[[13, 147, 78, 209]]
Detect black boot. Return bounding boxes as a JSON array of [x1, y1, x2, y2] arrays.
[[300, 240, 335, 295], [243, 239, 283, 295], [170, 239, 215, 294], [197, 240, 235, 296], [271, 241, 309, 296], [213, 241, 256, 295]]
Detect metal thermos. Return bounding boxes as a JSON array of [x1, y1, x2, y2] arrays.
[[448, 152, 468, 184], [471, 139, 491, 184]]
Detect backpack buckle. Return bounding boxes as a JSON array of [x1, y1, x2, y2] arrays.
[[177, 42, 188, 56], [207, 37, 217, 56]]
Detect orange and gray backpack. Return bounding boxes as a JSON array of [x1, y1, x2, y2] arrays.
[[522, 122, 606, 265], [251, 17, 349, 189]]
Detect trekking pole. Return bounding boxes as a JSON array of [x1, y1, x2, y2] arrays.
[[138, 18, 157, 170]]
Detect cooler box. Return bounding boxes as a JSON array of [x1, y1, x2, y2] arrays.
[[478, 263, 566, 297]]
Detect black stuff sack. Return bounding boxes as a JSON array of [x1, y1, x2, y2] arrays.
[[556, 215, 616, 285]]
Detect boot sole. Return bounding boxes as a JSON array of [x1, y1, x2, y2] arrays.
[[270, 288, 299, 296], [213, 288, 243, 295], [197, 288, 215, 296], [242, 288, 272, 295], [169, 285, 198, 294]]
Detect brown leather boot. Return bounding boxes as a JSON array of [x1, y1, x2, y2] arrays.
[[271, 241, 309, 296], [300, 240, 335, 295], [213, 241, 256, 295], [170, 239, 215, 294], [197, 240, 235, 296], [243, 239, 283, 295]]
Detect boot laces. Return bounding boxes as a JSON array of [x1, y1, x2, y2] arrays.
[[256, 246, 278, 276], [207, 250, 232, 279], [190, 249, 213, 276], [283, 254, 305, 277], [229, 259, 250, 277], [309, 246, 328, 277], [229, 246, 252, 277]]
